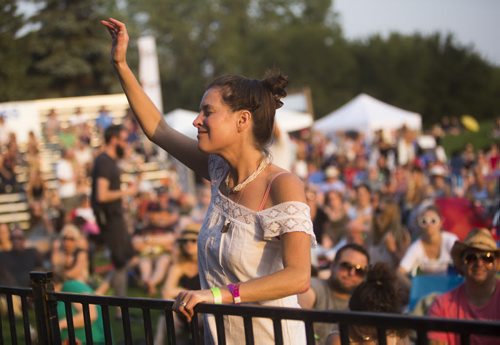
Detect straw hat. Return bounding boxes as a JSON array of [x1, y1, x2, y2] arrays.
[[451, 228, 499, 273], [178, 223, 201, 242]]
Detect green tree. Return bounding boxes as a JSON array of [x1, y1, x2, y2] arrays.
[[24, 0, 125, 98], [0, 0, 33, 101], [348, 33, 500, 126]]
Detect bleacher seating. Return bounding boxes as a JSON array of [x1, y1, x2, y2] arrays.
[[1, 94, 177, 233]]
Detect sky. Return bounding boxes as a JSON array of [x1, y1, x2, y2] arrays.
[[334, 0, 500, 66]]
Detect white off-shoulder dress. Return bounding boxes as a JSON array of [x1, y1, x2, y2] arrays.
[[197, 155, 316, 345]]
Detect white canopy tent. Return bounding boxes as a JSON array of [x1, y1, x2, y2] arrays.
[[313, 94, 422, 138], [164, 108, 199, 139], [164, 108, 313, 140]]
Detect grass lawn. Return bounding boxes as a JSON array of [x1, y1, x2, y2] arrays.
[[440, 120, 496, 156]]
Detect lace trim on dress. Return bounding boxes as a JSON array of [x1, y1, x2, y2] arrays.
[[257, 201, 316, 246], [209, 154, 317, 247]]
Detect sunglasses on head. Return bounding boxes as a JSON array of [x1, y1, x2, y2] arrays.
[[418, 216, 440, 227], [338, 261, 368, 277], [462, 252, 496, 265]]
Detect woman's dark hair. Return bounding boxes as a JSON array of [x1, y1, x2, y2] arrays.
[[348, 263, 409, 341], [349, 262, 403, 314], [418, 204, 441, 218], [207, 70, 288, 150]]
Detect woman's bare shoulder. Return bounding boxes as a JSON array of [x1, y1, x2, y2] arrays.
[[268, 167, 306, 204]]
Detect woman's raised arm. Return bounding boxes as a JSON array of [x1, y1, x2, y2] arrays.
[[101, 18, 209, 179]]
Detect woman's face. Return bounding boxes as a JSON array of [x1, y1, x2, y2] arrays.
[[193, 88, 239, 154], [181, 238, 198, 257], [418, 209, 442, 235], [62, 233, 78, 252], [326, 191, 341, 207]]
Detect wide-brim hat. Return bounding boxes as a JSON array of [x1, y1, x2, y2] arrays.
[[451, 228, 499, 273], [178, 223, 201, 242]]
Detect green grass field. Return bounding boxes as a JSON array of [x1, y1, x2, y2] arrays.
[[440, 120, 497, 156]]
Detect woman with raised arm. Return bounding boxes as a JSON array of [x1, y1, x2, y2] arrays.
[[101, 18, 316, 344]]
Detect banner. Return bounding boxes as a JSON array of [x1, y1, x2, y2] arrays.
[[138, 35, 163, 113]]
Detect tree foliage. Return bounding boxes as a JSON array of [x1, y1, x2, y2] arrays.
[[0, 0, 33, 100], [1, 0, 499, 126]]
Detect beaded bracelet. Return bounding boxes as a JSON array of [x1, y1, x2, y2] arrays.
[[210, 287, 222, 304]]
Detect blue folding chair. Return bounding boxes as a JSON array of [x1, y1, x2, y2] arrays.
[[409, 274, 464, 311]]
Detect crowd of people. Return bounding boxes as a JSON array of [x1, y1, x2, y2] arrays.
[[0, 17, 499, 345]]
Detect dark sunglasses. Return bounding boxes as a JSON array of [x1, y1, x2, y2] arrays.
[[462, 252, 496, 265], [179, 239, 197, 244], [338, 261, 368, 277], [418, 216, 440, 227], [62, 236, 76, 241]]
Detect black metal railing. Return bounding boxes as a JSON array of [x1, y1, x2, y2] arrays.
[[0, 271, 499, 345]]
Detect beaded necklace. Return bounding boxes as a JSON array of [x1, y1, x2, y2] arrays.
[[224, 155, 270, 193], [221, 155, 270, 233]]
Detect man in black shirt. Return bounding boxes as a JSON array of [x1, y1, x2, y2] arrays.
[[91, 124, 137, 299]]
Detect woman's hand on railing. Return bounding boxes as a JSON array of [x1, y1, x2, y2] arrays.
[[173, 289, 215, 322]]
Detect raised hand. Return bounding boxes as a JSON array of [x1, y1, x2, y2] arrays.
[[100, 18, 129, 65]]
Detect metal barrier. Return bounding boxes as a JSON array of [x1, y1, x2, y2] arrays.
[[1, 271, 499, 345]]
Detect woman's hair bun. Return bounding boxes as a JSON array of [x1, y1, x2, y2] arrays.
[[366, 262, 396, 286], [261, 70, 288, 110]]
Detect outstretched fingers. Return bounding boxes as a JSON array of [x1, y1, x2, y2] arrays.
[[100, 18, 127, 38]]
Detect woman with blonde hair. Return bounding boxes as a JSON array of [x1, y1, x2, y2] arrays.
[[51, 224, 89, 282], [367, 198, 410, 269]]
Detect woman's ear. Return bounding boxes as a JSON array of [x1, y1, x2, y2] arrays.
[[237, 110, 252, 132]]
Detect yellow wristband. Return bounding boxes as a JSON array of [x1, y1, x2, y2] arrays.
[[210, 287, 222, 304]]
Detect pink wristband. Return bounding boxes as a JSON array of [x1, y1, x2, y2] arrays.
[[227, 283, 241, 304]]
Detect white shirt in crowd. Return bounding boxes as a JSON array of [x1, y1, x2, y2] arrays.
[[56, 159, 77, 198], [399, 231, 458, 276]]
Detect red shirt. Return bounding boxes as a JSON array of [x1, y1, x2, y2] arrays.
[[428, 280, 500, 345]]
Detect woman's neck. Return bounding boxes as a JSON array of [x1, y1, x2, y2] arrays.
[[224, 149, 265, 185], [421, 230, 440, 244]]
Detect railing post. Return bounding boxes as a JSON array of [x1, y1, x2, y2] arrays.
[[30, 271, 61, 345]]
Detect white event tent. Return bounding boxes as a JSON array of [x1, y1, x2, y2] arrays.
[[313, 93, 422, 138]]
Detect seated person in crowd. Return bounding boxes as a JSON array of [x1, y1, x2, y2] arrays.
[[132, 187, 177, 295], [346, 184, 373, 241], [54, 273, 105, 345], [0, 223, 12, 251], [427, 228, 499, 345], [299, 244, 370, 345], [143, 186, 180, 232], [0, 227, 44, 287], [51, 224, 89, 282], [155, 223, 201, 344], [327, 263, 411, 345], [398, 206, 458, 286], [367, 198, 410, 270]]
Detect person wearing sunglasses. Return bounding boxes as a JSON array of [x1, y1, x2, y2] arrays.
[[51, 224, 89, 283], [155, 223, 201, 344], [327, 263, 411, 345], [427, 228, 499, 345], [398, 206, 458, 282], [299, 244, 370, 344]]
